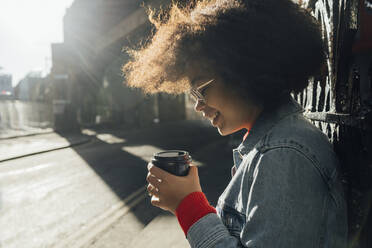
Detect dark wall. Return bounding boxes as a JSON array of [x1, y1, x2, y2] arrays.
[[296, 1, 372, 247]]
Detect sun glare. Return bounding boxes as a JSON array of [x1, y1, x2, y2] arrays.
[[0, 0, 73, 43], [0, 0, 74, 84]]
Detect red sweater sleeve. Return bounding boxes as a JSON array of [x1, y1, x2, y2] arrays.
[[175, 191, 217, 236]]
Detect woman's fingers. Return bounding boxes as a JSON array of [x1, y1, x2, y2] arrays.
[[147, 183, 159, 197], [150, 195, 162, 208], [188, 165, 198, 177], [148, 163, 171, 180], [147, 184, 163, 208], [146, 172, 162, 188], [146, 163, 201, 214]]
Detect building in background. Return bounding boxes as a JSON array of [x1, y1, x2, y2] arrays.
[[50, 0, 189, 128], [0, 73, 14, 100], [14, 71, 46, 101]]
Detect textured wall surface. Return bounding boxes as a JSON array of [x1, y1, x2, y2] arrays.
[[295, 1, 372, 247]]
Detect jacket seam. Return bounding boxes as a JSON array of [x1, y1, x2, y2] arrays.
[[256, 144, 332, 189], [257, 145, 339, 207]]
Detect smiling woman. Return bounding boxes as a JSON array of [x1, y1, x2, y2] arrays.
[[123, 1, 348, 247]]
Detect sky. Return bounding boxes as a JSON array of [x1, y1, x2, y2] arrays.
[[0, 0, 75, 86]]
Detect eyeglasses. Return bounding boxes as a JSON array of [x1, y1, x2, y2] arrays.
[[190, 79, 215, 103]]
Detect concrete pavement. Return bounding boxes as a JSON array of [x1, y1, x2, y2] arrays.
[[128, 212, 190, 248], [0, 131, 91, 162], [81, 125, 237, 248], [0, 127, 54, 140], [0, 120, 240, 247]]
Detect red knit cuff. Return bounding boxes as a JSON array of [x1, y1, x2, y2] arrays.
[[175, 191, 216, 236]]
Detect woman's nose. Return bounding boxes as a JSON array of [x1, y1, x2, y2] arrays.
[[194, 99, 206, 112]]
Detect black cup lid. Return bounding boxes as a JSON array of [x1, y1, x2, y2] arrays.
[[153, 150, 191, 162]]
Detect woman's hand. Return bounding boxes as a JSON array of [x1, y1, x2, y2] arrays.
[[146, 163, 202, 215]]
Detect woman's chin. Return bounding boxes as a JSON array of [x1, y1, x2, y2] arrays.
[[217, 125, 244, 136], [217, 126, 232, 136], [217, 128, 225, 136], [214, 121, 236, 136]]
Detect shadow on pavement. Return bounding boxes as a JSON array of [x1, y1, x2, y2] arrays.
[[57, 120, 244, 228]]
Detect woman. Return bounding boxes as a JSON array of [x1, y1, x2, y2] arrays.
[[123, 0, 348, 247]]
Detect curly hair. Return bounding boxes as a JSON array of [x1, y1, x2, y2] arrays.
[[122, 0, 325, 107]]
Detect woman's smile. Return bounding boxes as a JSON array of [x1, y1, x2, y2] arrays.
[[194, 79, 262, 136], [211, 111, 220, 127]]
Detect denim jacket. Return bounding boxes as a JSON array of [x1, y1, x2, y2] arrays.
[[187, 97, 348, 248]]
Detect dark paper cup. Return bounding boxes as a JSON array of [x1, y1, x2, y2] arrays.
[[151, 150, 191, 176]]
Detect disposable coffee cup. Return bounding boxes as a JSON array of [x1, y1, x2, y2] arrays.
[[151, 150, 191, 176]]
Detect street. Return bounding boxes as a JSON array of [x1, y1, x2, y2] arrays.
[[0, 121, 235, 248]]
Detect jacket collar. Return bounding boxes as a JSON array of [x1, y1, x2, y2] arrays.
[[237, 96, 304, 155]]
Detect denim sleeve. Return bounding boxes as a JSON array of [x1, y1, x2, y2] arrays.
[[187, 147, 327, 248], [187, 213, 242, 247]]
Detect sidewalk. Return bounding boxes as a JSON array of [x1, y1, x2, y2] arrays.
[[0, 121, 239, 247], [0, 127, 54, 139], [0, 131, 91, 162], [82, 126, 235, 248], [129, 212, 190, 248]]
